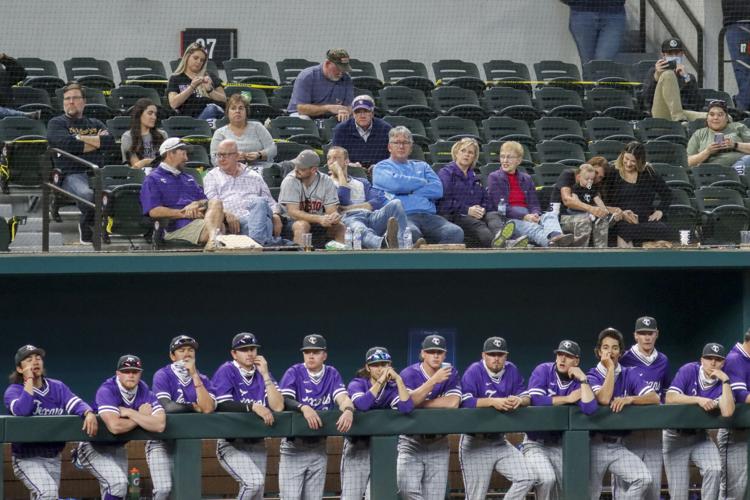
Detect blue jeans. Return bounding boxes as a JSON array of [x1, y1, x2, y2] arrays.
[[512, 212, 563, 247], [197, 103, 225, 121], [732, 155, 750, 176], [407, 212, 464, 244], [0, 107, 26, 119], [726, 23, 750, 111], [569, 9, 626, 64], [342, 199, 408, 248], [62, 172, 94, 227], [238, 196, 286, 246]]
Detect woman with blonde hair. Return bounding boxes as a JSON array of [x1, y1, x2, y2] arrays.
[[167, 42, 226, 121], [437, 138, 518, 247]]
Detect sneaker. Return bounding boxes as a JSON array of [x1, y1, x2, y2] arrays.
[[414, 237, 427, 249], [78, 223, 93, 244], [491, 221, 516, 248], [507, 235, 529, 248], [384, 217, 399, 248], [548, 233, 574, 247]]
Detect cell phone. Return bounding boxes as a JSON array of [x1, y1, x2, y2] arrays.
[[665, 59, 677, 70], [714, 133, 724, 145]]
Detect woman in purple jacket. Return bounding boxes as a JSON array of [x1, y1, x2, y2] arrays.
[[437, 138, 518, 248]]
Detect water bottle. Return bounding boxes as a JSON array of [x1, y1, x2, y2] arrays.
[[497, 198, 507, 218], [403, 228, 413, 249], [127, 467, 141, 500], [353, 228, 363, 250], [344, 227, 353, 249]]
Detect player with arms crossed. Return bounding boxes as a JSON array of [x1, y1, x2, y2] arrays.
[[211, 332, 284, 499], [4, 345, 98, 500], [74, 355, 166, 500], [148, 335, 215, 499], [523, 340, 597, 499], [278, 334, 355, 500]]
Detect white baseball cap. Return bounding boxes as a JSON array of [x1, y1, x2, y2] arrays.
[[159, 137, 188, 157]]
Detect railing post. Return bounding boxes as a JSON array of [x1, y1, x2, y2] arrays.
[[562, 430, 589, 500], [172, 438, 202, 500], [719, 26, 727, 92], [370, 435, 399, 500], [41, 154, 50, 252], [91, 168, 103, 251]]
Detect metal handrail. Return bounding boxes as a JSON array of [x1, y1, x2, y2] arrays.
[[643, 0, 704, 86], [43, 148, 104, 252], [718, 19, 750, 93]]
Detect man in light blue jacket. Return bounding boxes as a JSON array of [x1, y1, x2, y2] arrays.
[[372, 126, 464, 245]]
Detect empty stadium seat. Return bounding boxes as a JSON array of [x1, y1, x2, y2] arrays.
[[109, 86, 163, 114], [482, 86, 541, 122], [275, 58, 317, 85], [100, 165, 146, 188], [637, 118, 688, 145], [483, 60, 532, 94], [17, 58, 60, 78], [694, 187, 750, 244], [348, 59, 384, 93], [582, 60, 632, 84], [102, 183, 151, 244], [117, 58, 167, 83], [268, 117, 322, 148], [161, 116, 212, 153], [536, 140, 586, 166], [382, 116, 431, 148], [691, 163, 745, 194], [63, 57, 116, 91], [481, 116, 535, 148], [585, 87, 645, 121], [588, 140, 627, 162], [380, 59, 435, 93], [378, 86, 435, 123], [644, 141, 689, 168], [430, 86, 487, 121], [11, 87, 56, 120], [584, 116, 637, 143], [533, 117, 587, 148], [105, 116, 132, 142], [534, 87, 588, 121], [222, 58, 278, 87], [429, 116, 481, 142], [432, 60, 485, 95], [649, 163, 694, 195], [533, 60, 583, 94]]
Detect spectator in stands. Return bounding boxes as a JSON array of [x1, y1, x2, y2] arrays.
[[327, 146, 405, 248], [560, 0, 626, 64], [167, 42, 226, 121], [342, 347, 413, 499], [606, 141, 676, 247], [278, 149, 345, 246], [687, 99, 750, 173], [210, 93, 276, 170], [554, 162, 613, 248], [47, 82, 116, 244], [643, 38, 704, 122], [723, 0, 750, 112], [4, 345, 98, 500], [139, 138, 225, 250], [373, 126, 464, 245], [331, 95, 391, 168], [204, 139, 287, 246], [436, 138, 520, 248], [287, 49, 353, 120], [120, 98, 166, 172], [487, 141, 580, 247], [0, 53, 41, 119]]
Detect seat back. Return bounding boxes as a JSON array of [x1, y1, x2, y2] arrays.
[[64, 57, 114, 81], [533, 117, 583, 141], [117, 58, 167, 82], [161, 116, 212, 137], [695, 186, 745, 211], [483, 60, 531, 82], [17, 58, 59, 78], [268, 116, 319, 140], [378, 86, 429, 113], [585, 87, 635, 113], [588, 140, 626, 162], [106, 116, 132, 142], [482, 86, 534, 112], [109, 86, 163, 113], [270, 85, 295, 112], [431, 86, 480, 113], [275, 58, 317, 85], [0, 117, 46, 142], [432, 60, 481, 82], [533, 60, 581, 82], [274, 141, 313, 162], [223, 58, 274, 82], [536, 140, 585, 165], [691, 163, 743, 190], [11, 87, 52, 108], [101, 165, 146, 188], [349, 59, 379, 79], [262, 164, 284, 188], [584, 116, 635, 141], [534, 87, 583, 111], [427, 141, 456, 164], [637, 118, 686, 142], [582, 60, 632, 82], [429, 117, 479, 142], [380, 59, 430, 83], [644, 141, 688, 168], [534, 163, 570, 187], [104, 184, 150, 237], [481, 116, 532, 142]]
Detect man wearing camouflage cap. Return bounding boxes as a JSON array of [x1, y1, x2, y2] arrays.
[[288, 48, 354, 121]]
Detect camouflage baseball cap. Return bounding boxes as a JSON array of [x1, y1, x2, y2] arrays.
[[326, 48, 352, 73]]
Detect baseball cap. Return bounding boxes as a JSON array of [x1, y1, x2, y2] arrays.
[[661, 38, 684, 52], [352, 95, 375, 112], [232, 332, 261, 350], [159, 137, 188, 157], [702, 342, 726, 359], [421, 334, 447, 352], [634, 316, 658, 332], [554, 340, 581, 358], [292, 149, 320, 169], [365, 347, 392, 364], [301, 334, 327, 351], [170, 334, 198, 353], [117, 354, 143, 372], [14, 345, 45, 366], [483, 336, 508, 353], [326, 48, 352, 73]]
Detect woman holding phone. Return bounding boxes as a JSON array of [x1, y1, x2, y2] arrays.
[[687, 100, 750, 173], [167, 42, 226, 121]]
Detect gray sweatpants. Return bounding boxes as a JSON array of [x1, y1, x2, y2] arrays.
[[662, 429, 721, 500], [590, 435, 652, 500], [278, 437, 327, 500], [340, 437, 371, 500], [614, 429, 663, 500], [12, 453, 61, 500], [145, 440, 173, 500], [718, 428, 748, 500], [397, 435, 450, 500], [458, 434, 534, 500], [217, 438, 267, 500], [521, 438, 563, 500], [74, 441, 128, 498]]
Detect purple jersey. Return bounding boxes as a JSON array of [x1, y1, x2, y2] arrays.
[[724, 342, 750, 403], [95, 376, 163, 416], [587, 363, 655, 398], [279, 363, 346, 411], [668, 362, 723, 401], [347, 377, 413, 414], [4, 378, 92, 457], [619, 346, 671, 398], [399, 362, 462, 402], [211, 361, 278, 407], [460, 360, 525, 409], [152, 364, 216, 407]]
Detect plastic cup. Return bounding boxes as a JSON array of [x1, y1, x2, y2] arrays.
[[679, 230, 690, 246], [741, 230, 750, 246], [551, 202, 561, 214], [302, 233, 313, 251]]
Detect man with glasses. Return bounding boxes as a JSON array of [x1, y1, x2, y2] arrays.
[[372, 126, 464, 245], [278, 149, 345, 247], [47, 82, 115, 243], [331, 95, 391, 168], [643, 38, 704, 122], [288, 49, 353, 121], [139, 137, 225, 250], [204, 139, 288, 246]]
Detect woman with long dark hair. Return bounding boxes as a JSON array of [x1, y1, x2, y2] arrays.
[[120, 98, 167, 171]]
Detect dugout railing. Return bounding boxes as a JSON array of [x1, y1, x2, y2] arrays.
[[2, 405, 750, 499]]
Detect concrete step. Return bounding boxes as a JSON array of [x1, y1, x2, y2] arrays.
[[14, 217, 43, 232], [0, 204, 12, 219], [10, 232, 63, 248]]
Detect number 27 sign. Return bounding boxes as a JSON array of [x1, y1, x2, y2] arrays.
[[180, 29, 238, 69]]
